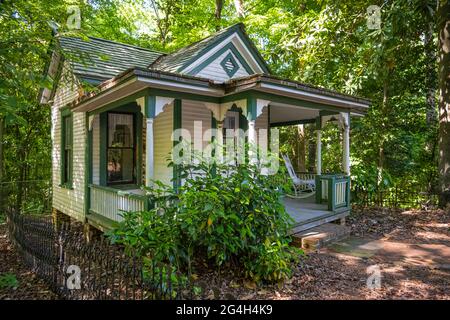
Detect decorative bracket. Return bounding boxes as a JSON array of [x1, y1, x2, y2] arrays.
[[137, 96, 174, 118]]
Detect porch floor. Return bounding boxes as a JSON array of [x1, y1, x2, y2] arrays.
[[283, 196, 349, 234]]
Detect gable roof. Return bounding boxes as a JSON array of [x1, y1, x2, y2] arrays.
[[58, 36, 163, 83], [150, 23, 271, 75]]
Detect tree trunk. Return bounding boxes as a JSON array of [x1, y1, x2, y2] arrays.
[[0, 116, 3, 183], [438, 0, 450, 207], [215, 0, 223, 30], [0, 117, 4, 212], [425, 19, 437, 125], [377, 79, 389, 189], [307, 124, 316, 172], [233, 0, 244, 18]]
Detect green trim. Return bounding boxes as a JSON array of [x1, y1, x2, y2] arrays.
[[148, 88, 220, 103], [189, 42, 254, 76], [211, 113, 217, 176], [320, 110, 339, 117], [327, 176, 336, 212], [221, 90, 348, 114], [145, 95, 156, 118], [220, 52, 240, 77], [246, 96, 256, 121], [60, 110, 73, 189], [99, 103, 143, 187], [315, 117, 321, 130], [173, 99, 182, 191], [270, 118, 316, 127], [87, 89, 148, 116], [87, 211, 118, 231], [136, 111, 143, 186], [176, 24, 270, 75], [85, 114, 92, 216], [99, 112, 107, 185], [88, 184, 148, 202]]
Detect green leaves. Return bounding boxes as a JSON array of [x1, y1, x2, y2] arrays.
[[110, 158, 300, 283], [0, 273, 19, 289]]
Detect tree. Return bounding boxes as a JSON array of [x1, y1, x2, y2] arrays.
[[437, 0, 450, 207]]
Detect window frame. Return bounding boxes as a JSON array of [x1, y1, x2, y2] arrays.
[[106, 111, 136, 186], [60, 109, 73, 188]]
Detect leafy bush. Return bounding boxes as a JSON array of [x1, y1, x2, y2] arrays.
[[0, 273, 18, 289], [109, 158, 301, 283]]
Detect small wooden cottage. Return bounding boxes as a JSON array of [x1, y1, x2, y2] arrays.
[[40, 23, 370, 234]]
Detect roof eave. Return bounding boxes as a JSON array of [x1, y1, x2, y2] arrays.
[[71, 68, 224, 112]]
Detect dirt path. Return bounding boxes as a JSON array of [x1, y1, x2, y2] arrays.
[[194, 208, 450, 300]]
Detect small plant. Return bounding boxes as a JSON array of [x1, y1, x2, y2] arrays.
[[0, 273, 19, 289], [110, 152, 302, 284]]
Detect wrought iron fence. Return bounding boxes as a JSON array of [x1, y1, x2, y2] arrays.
[[6, 210, 191, 300], [351, 186, 438, 209]]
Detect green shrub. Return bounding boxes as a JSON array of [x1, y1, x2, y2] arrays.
[[109, 158, 301, 283], [0, 273, 18, 289]]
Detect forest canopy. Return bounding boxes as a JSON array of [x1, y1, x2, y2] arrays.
[[0, 0, 449, 207]]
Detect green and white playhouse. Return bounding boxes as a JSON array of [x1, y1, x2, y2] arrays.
[[40, 23, 370, 233]]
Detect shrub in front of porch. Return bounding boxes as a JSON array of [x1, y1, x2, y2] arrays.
[[109, 160, 301, 283]]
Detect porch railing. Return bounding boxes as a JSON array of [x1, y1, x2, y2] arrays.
[[89, 184, 150, 222], [315, 174, 351, 211]]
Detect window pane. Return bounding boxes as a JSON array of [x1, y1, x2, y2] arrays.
[[108, 149, 134, 183], [108, 113, 133, 147], [64, 116, 72, 149], [64, 150, 71, 183]]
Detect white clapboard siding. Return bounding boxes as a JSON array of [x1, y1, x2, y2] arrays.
[[182, 100, 212, 152], [91, 115, 100, 185], [196, 49, 249, 82], [154, 103, 174, 185], [51, 62, 86, 221]]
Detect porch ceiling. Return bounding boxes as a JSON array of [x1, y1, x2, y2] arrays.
[[269, 103, 319, 125]]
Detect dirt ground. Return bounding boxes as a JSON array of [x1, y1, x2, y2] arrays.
[[194, 207, 450, 300], [0, 223, 57, 300], [1, 207, 449, 300]]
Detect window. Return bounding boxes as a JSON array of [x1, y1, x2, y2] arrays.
[[107, 112, 135, 184], [61, 112, 73, 187]]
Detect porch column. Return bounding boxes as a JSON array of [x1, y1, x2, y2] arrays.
[[316, 130, 322, 175], [342, 114, 350, 175], [247, 98, 270, 164], [141, 96, 174, 187], [144, 96, 155, 187]]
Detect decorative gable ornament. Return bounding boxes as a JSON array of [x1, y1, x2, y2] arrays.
[[220, 53, 239, 77]]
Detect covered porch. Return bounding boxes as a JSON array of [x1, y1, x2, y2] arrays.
[[71, 71, 367, 231], [268, 98, 354, 233]]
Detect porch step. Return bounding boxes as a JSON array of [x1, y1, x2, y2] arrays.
[[291, 223, 350, 252]]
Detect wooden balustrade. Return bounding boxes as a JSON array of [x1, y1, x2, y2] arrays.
[[89, 184, 149, 222], [315, 174, 351, 211]]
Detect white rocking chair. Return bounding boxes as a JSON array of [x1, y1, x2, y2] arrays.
[[281, 154, 316, 199]]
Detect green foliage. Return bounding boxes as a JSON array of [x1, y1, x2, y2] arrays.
[[109, 159, 301, 283], [0, 273, 18, 289]]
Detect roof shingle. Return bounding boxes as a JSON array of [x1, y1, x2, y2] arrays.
[[59, 36, 163, 82]]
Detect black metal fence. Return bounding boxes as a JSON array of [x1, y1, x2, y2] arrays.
[[6, 210, 190, 300], [351, 186, 438, 209]]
